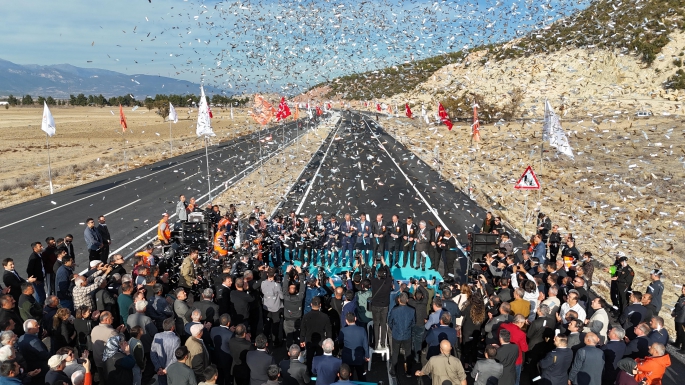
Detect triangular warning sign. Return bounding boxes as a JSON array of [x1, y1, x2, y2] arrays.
[[514, 166, 541, 190]]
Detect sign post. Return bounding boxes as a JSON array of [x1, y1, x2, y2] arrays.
[[514, 166, 541, 236]]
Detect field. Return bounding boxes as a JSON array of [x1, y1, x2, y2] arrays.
[[0, 106, 263, 209], [375, 112, 685, 331]]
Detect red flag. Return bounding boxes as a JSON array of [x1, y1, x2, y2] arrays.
[[376, 103, 381, 112], [276, 97, 292, 121], [119, 104, 127, 132], [405, 103, 413, 119], [316, 106, 322, 116], [327, 103, 331, 110], [208, 105, 213, 119], [472, 104, 481, 142], [438, 103, 453, 130]]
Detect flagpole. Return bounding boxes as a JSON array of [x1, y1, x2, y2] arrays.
[[169, 119, 173, 156], [467, 131, 473, 200], [46, 134, 54, 194], [205, 136, 212, 202]]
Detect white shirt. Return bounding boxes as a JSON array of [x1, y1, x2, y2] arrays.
[[559, 301, 586, 323]]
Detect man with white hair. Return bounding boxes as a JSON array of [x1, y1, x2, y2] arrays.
[[17, 319, 50, 381], [128, 297, 159, 339], [0, 345, 14, 361], [185, 323, 210, 382], [280, 344, 309, 385], [541, 286, 561, 315], [70, 356, 92, 385], [312, 338, 342, 385], [414, 220, 430, 271]]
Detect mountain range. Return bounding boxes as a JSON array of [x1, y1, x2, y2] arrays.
[[0, 58, 210, 98]]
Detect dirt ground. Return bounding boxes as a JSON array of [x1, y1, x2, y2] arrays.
[[375, 111, 685, 332], [0, 106, 264, 209]]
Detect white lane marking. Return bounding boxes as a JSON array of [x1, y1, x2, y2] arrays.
[[180, 171, 201, 182], [104, 199, 141, 217], [295, 114, 343, 215], [361, 116, 468, 256], [0, 124, 294, 231], [80, 120, 316, 273]]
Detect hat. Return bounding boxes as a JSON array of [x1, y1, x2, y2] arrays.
[[162, 213, 169, 217], [652, 269, 663, 276], [89, 261, 100, 268], [48, 354, 68, 369], [618, 256, 628, 262], [190, 324, 204, 337]]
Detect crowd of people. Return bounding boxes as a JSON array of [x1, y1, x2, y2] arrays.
[[0, 199, 680, 385]]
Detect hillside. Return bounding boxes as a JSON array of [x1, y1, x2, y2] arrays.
[[309, 0, 685, 109]]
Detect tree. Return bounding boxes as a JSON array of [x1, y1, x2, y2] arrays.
[[7, 95, 18, 106], [69, 95, 77, 106], [75, 93, 87, 106], [37, 96, 46, 106], [87, 95, 94, 105], [22, 95, 34, 106], [46, 96, 56, 106]]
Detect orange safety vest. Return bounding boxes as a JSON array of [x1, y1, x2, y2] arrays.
[[214, 231, 228, 257], [135, 251, 153, 266], [158, 219, 171, 241], [218, 217, 230, 230]]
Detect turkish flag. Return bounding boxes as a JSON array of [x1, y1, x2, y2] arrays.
[[119, 104, 127, 132], [316, 106, 322, 115], [438, 103, 453, 130], [405, 103, 412, 119], [376, 103, 381, 111], [276, 97, 292, 121]]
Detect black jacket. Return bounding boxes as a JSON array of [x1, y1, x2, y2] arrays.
[[674, 295, 685, 323], [280, 359, 310, 385], [539, 347, 573, 385], [300, 309, 332, 344], [194, 299, 220, 326], [26, 252, 45, 282], [369, 265, 392, 307], [3, 270, 26, 302], [246, 350, 276, 385], [229, 336, 254, 376], [231, 289, 255, 326], [601, 340, 627, 383]]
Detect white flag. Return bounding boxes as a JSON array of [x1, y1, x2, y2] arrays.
[[196, 85, 215, 137], [168, 102, 178, 123], [41, 101, 56, 137], [544, 100, 574, 159], [230, 104, 234, 120]]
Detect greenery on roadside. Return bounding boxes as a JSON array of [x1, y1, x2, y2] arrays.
[[439, 87, 524, 123], [314, 0, 685, 99]]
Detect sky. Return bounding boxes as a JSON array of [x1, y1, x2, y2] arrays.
[[0, 0, 590, 95]]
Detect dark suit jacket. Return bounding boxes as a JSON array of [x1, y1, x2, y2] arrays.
[[338, 324, 369, 366], [3, 270, 26, 301], [620, 304, 647, 340], [400, 223, 417, 245], [26, 252, 45, 282], [414, 227, 430, 252], [246, 349, 275, 385], [210, 325, 233, 365], [229, 336, 254, 376], [539, 347, 573, 385], [601, 340, 627, 383], [386, 221, 403, 245], [527, 316, 554, 356], [424, 325, 458, 359], [280, 359, 310, 385], [312, 355, 342, 385], [624, 336, 649, 359], [569, 345, 604, 385], [339, 220, 356, 244], [194, 299, 220, 326], [97, 224, 111, 243], [371, 221, 386, 243], [496, 343, 519, 385]]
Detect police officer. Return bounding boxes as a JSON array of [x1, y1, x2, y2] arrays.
[[647, 269, 665, 314], [612, 256, 634, 313], [547, 225, 562, 263]]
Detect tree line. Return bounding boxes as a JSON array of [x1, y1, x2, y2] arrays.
[[2, 93, 251, 108]]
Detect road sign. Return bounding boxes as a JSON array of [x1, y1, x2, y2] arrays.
[[514, 166, 540, 190]]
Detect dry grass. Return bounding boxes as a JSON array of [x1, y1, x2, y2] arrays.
[[0, 106, 266, 209], [379, 114, 685, 333]]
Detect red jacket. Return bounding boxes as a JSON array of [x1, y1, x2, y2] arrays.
[[636, 354, 671, 385], [499, 323, 529, 365]]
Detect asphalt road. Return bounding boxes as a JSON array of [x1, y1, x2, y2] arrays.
[[0, 115, 324, 274]]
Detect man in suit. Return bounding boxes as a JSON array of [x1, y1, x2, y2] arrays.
[[539, 335, 573, 385], [414, 220, 430, 271], [280, 344, 310, 385], [526, 305, 555, 377], [428, 225, 444, 271], [624, 323, 651, 359], [2, 258, 32, 302], [84, 218, 104, 263], [601, 327, 627, 385], [26, 242, 47, 304], [312, 338, 342, 385], [424, 312, 458, 360], [210, 314, 234, 385], [371, 213, 386, 262], [324, 216, 341, 267], [230, 324, 254, 385], [194, 288, 220, 327], [217, 275, 233, 317], [569, 333, 604, 385], [246, 334, 276, 385], [97, 215, 111, 263], [337, 313, 369, 381], [386, 215, 403, 267], [472, 344, 504, 385], [401, 217, 417, 268], [339, 213, 357, 267], [355, 213, 372, 265], [620, 291, 648, 340], [496, 329, 519, 385]]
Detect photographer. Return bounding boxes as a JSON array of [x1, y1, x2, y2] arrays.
[[370, 258, 392, 349]]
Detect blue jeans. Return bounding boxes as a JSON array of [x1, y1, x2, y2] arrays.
[[32, 282, 46, 304], [515, 364, 521, 385]]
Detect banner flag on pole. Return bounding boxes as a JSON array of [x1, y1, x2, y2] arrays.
[[119, 104, 128, 132], [41, 101, 56, 137], [230, 104, 234, 120], [196, 85, 215, 137], [168, 102, 178, 123], [249, 94, 276, 126], [276, 97, 292, 121], [544, 100, 574, 159], [472, 104, 481, 142], [438, 102, 453, 130], [316, 106, 322, 116], [405, 103, 413, 119], [294, 104, 300, 120]]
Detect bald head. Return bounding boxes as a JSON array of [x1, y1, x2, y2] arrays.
[[439, 340, 452, 355]]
